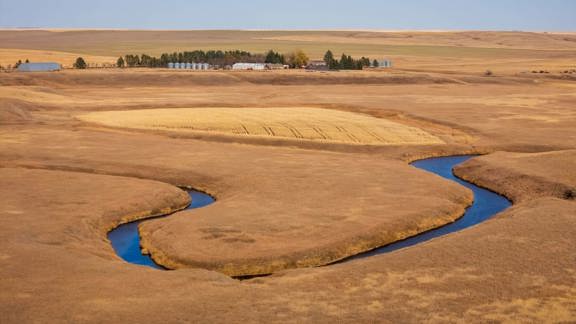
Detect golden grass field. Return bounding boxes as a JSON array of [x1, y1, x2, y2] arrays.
[[0, 48, 115, 68], [78, 107, 444, 145], [1, 30, 576, 73], [2, 29, 576, 323]]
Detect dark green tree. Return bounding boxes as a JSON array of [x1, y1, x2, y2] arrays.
[[339, 54, 347, 69], [73, 57, 87, 69], [160, 53, 169, 66], [140, 54, 153, 67], [323, 50, 334, 64], [15, 60, 22, 68], [360, 57, 371, 67], [116, 57, 125, 68], [124, 55, 140, 67], [339, 54, 355, 69], [25, 59, 30, 63], [264, 50, 285, 64], [265, 50, 275, 63], [324, 50, 339, 69], [372, 59, 379, 68]]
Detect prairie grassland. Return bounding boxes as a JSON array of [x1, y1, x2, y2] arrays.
[[78, 107, 444, 145], [0, 48, 116, 68], [2, 30, 576, 74]]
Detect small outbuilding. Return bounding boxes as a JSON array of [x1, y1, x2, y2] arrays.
[[17, 62, 61, 72], [266, 63, 288, 70], [306, 60, 328, 71]]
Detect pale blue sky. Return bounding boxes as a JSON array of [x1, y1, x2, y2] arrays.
[[1, 0, 575, 31]]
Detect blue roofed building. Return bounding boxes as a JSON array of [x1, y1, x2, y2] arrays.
[[17, 62, 61, 72]]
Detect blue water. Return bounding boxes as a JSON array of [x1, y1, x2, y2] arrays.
[[108, 190, 215, 269], [353, 155, 511, 259], [108, 155, 511, 270]]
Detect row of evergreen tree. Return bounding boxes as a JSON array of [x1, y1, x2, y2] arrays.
[[323, 50, 376, 70], [113, 49, 373, 70], [117, 50, 276, 68]]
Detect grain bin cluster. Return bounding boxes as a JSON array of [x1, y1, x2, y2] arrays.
[[167, 62, 211, 70], [166, 62, 288, 71], [376, 60, 393, 68]]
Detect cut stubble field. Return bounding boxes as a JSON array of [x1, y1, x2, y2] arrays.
[[78, 107, 445, 145]]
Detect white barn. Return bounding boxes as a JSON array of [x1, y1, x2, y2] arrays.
[[232, 63, 266, 70]]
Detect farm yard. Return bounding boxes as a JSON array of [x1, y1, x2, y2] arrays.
[[1, 29, 576, 323]]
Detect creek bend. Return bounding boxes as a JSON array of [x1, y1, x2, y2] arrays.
[[107, 155, 511, 270], [108, 190, 214, 269]]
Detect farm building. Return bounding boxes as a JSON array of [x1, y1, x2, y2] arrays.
[[17, 62, 61, 72], [267, 64, 289, 70], [232, 63, 266, 70], [306, 60, 328, 70], [375, 60, 393, 68], [167, 62, 211, 70]]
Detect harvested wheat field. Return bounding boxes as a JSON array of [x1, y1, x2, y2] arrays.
[[79, 107, 444, 145], [0, 48, 116, 68], [1, 27, 576, 323]]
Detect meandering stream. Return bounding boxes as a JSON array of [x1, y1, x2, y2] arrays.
[[351, 155, 511, 259], [108, 190, 215, 269], [107, 155, 511, 270]]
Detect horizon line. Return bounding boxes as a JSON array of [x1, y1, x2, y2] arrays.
[[0, 27, 575, 34]]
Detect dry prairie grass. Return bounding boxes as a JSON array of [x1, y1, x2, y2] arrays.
[[78, 107, 444, 145], [0, 48, 116, 68]]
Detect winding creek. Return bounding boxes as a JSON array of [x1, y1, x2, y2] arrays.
[[350, 155, 511, 260], [108, 190, 215, 269], [108, 155, 511, 270]]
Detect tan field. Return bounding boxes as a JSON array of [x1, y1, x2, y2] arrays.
[[0, 48, 116, 68], [1, 30, 576, 322], [79, 107, 445, 145], [2, 29, 576, 73]]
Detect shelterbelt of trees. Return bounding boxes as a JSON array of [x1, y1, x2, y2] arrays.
[[323, 50, 376, 70], [114, 49, 375, 70], [118, 50, 260, 68], [116, 49, 304, 68]]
